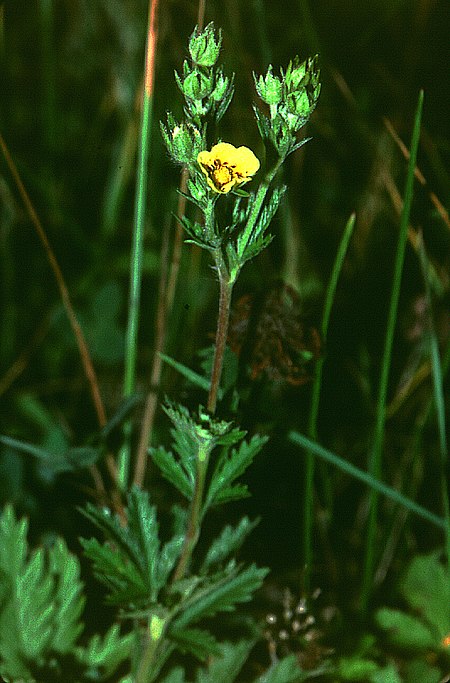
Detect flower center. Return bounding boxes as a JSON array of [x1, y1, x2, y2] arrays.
[[210, 164, 234, 191]]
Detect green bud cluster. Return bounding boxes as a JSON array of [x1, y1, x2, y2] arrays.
[[188, 22, 222, 67], [160, 113, 204, 166], [253, 55, 321, 159], [174, 23, 235, 127]]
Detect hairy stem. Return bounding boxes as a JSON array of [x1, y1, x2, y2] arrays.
[[172, 442, 211, 582], [208, 260, 233, 414]]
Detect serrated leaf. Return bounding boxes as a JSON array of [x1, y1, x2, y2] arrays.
[[163, 402, 200, 485], [151, 446, 194, 500], [80, 502, 142, 570], [375, 608, 437, 650], [157, 534, 184, 589], [0, 504, 28, 578], [127, 487, 161, 600], [201, 517, 260, 573], [17, 549, 54, 658], [205, 435, 268, 509], [169, 626, 220, 660], [172, 563, 269, 629], [49, 538, 85, 653], [213, 483, 250, 505], [80, 537, 147, 605], [79, 624, 133, 677]]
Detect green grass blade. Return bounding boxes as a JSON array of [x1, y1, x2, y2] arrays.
[[290, 431, 446, 531], [416, 233, 450, 564], [362, 90, 424, 609], [159, 352, 223, 398], [304, 213, 356, 593], [120, 1, 157, 489]]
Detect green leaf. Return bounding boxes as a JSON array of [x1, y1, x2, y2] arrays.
[[172, 563, 269, 629], [400, 553, 450, 638], [404, 659, 442, 683], [162, 402, 201, 485], [127, 487, 161, 600], [205, 435, 269, 509], [213, 484, 251, 505], [257, 654, 304, 683], [81, 502, 142, 571], [195, 639, 254, 682], [369, 663, 402, 683], [200, 517, 260, 573], [157, 534, 184, 590], [169, 626, 220, 661], [16, 548, 54, 658], [0, 504, 28, 578], [47, 538, 85, 653], [0, 435, 101, 474], [375, 608, 437, 650], [78, 623, 133, 677], [336, 657, 379, 680], [161, 668, 186, 683], [80, 536, 147, 606], [151, 445, 195, 500]]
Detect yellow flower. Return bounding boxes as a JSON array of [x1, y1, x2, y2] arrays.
[[197, 142, 260, 194]]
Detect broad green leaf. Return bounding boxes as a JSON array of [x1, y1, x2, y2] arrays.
[[375, 608, 437, 650], [400, 553, 450, 638], [336, 657, 379, 680], [404, 659, 442, 683]]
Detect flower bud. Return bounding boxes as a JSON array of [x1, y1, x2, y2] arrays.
[[211, 71, 230, 102], [161, 114, 203, 165], [189, 22, 222, 67], [284, 56, 307, 91], [254, 66, 283, 105], [183, 70, 214, 100]]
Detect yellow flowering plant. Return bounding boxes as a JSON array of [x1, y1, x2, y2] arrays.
[[161, 21, 320, 416], [197, 142, 260, 194]]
